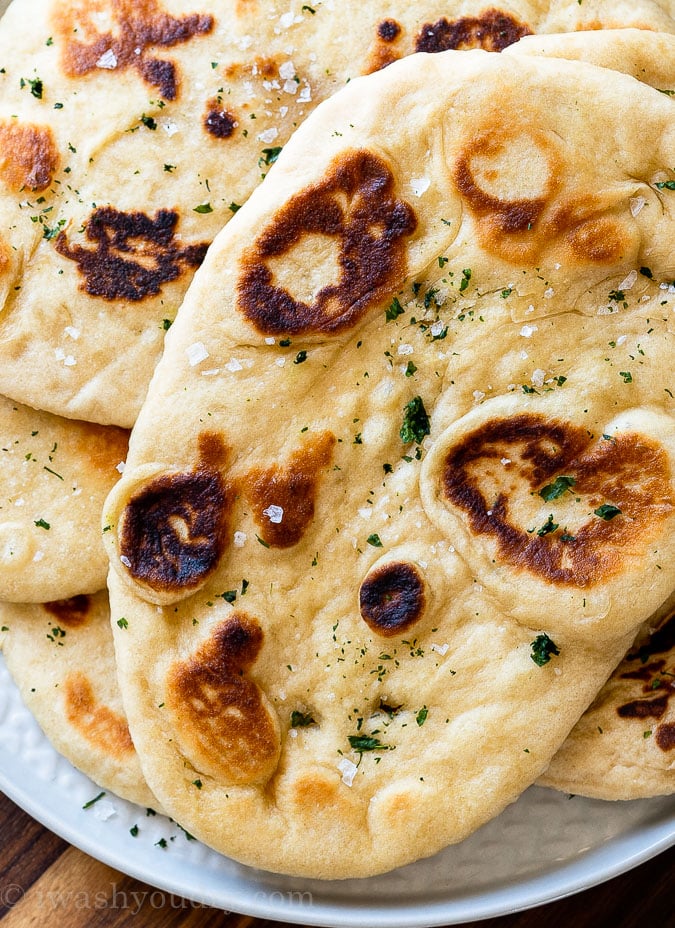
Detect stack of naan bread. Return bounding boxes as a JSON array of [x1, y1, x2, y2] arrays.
[[0, 0, 673, 879]]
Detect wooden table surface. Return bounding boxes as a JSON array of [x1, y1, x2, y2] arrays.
[[1, 790, 673, 928]]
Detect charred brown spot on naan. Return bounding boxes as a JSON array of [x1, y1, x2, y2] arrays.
[[58, 0, 213, 101], [0, 122, 59, 192], [415, 9, 532, 53], [441, 415, 673, 587], [551, 198, 631, 265], [454, 128, 559, 263], [64, 671, 135, 756], [203, 100, 238, 139], [167, 613, 281, 786], [245, 432, 336, 548], [55, 207, 208, 302], [617, 611, 675, 750], [237, 150, 417, 336], [118, 433, 231, 595], [359, 562, 426, 637], [363, 19, 404, 74], [43, 594, 92, 629], [70, 421, 129, 474]]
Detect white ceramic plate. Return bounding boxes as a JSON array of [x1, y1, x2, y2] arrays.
[[1, 655, 674, 927]]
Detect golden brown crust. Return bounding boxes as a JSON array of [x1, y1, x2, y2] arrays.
[[57, 0, 213, 100], [237, 149, 417, 336], [415, 9, 532, 53], [166, 613, 281, 786], [441, 414, 673, 587], [0, 122, 59, 192]]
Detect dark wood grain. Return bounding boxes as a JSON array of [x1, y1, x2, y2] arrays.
[[1, 790, 673, 928]]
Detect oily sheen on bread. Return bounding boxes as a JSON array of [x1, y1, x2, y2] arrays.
[[0, 394, 127, 602], [0, 591, 156, 807], [103, 49, 675, 877], [0, 0, 674, 426], [539, 595, 675, 800]]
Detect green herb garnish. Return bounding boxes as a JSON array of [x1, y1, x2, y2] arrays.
[[530, 634, 560, 666]]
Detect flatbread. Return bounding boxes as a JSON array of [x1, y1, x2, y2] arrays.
[[539, 595, 675, 799], [0, 0, 673, 425], [103, 49, 674, 878], [0, 394, 127, 602], [0, 591, 156, 807]]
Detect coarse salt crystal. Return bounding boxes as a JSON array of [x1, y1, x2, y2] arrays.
[[96, 49, 117, 69], [276, 358, 286, 367], [163, 121, 179, 136], [531, 368, 546, 388], [397, 343, 414, 355], [263, 504, 284, 523], [289, 728, 298, 738], [265, 337, 276, 345], [233, 531, 247, 547], [225, 358, 243, 372], [115, 461, 125, 474], [64, 355, 76, 366], [298, 85, 311, 103], [186, 342, 209, 366], [430, 642, 449, 655], [520, 324, 538, 338], [629, 196, 646, 217], [279, 11, 295, 28], [430, 319, 445, 337], [410, 176, 430, 197], [54, 347, 65, 361], [258, 127, 278, 143], [619, 269, 638, 291], [32, 550, 44, 562], [616, 335, 627, 346], [93, 800, 117, 821], [64, 326, 80, 340], [279, 61, 296, 80], [543, 288, 555, 299], [120, 555, 131, 568], [473, 390, 485, 403], [338, 758, 358, 787], [283, 79, 298, 94], [501, 457, 511, 465], [358, 507, 372, 519]]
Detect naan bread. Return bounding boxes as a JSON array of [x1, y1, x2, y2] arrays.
[[0, 394, 127, 602], [540, 596, 675, 800], [103, 49, 674, 877], [0, 591, 156, 807], [0, 0, 673, 426]]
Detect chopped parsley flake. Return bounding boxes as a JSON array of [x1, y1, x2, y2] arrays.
[[619, 371, 633, 383], [536, 514, 558, 536], [530, 634, 560, 666], [400, 395, 430, 444], [140, 114, 157, 130], [82, 791, 106, 809], [34, 518, 50, 530], [348, 735, 390, 752], [655, 181, 675, 190], [385, 296, 405, 322], [294, 350, 308, 364], [116, 617, 128, 629], [290, 710, 316, 728], [539, 475, 575, 501], [21, 76, 43, 98], [416, 706, 428, 727], [259, 146, 283, 166], [367, 533, 383, 548], [193, 203, 213, 214], [459, 267, 472, 292], [594, 503, 622, 521]]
